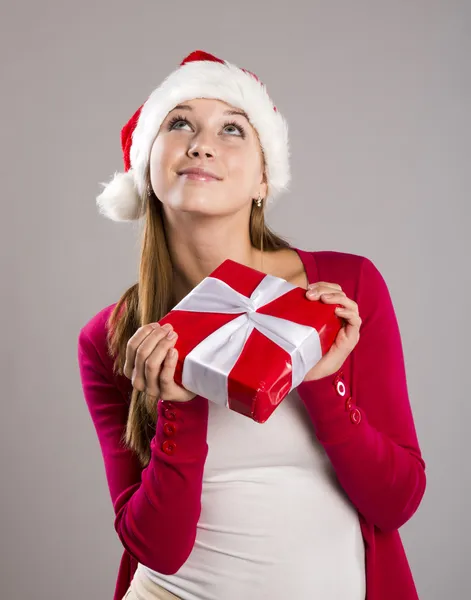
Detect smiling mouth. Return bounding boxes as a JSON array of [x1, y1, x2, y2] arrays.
[[179, 172, 221, 182]]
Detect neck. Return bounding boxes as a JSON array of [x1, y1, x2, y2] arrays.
[[163, 211, 266, 304]]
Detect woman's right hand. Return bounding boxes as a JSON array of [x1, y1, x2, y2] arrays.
[[123, 323, 197, 403]]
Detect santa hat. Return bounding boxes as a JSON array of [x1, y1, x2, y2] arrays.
[[96, 50, 291, 222]]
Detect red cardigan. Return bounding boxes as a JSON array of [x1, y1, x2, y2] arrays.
[[77, 248, 426, 600]]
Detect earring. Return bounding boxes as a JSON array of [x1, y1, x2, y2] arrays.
[[147, 185, 152, 197], [255, 194, 263, 208]]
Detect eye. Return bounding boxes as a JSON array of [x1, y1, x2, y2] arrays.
[[223, 121, 246, 138], [167, 115, 192, 131]]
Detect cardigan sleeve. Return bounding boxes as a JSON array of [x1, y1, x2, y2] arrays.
[[77, 326, 209, 574], [296, 256, 426, 533]]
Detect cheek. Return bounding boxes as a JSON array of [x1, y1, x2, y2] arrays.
[[225, 147, 261, 186], [149, 138, 181, 190], [149, 141, 164, 180]]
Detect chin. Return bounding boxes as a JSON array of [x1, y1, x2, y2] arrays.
[[173, 192, 227, 214], [173, 199, 219, 215]]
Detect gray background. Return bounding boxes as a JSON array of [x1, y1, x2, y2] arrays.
[[1, 1, 468, 598]]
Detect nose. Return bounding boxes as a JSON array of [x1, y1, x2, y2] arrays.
[[187, 134, 216, 159]]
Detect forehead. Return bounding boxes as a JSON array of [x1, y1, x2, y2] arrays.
[[167, 98, 250, 121]]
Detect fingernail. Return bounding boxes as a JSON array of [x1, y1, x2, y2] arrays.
[[167, 330, 177, 339]]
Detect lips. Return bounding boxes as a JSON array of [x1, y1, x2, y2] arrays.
[[178, 167, 222, 181]]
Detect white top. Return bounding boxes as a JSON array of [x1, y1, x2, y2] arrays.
[[139, 388, 366, 600]]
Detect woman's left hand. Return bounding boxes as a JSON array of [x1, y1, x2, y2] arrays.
[[303, 282, 362, 382]]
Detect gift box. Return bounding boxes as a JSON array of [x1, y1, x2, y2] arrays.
[[158, 259, 343, 423]]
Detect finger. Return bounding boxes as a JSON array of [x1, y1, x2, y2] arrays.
[[159, 347, 179, 400], [308, 281, 343, 292], [334, 307, 362, 341], [124, 323, 159, 378], [334, 306, 362, 324], [141, 331, 179, 397], [306, 286, 346, 300], [318, 292, 358, 311], [132, 325, 174, 392]]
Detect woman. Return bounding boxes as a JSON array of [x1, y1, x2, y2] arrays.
[[77, 50, 426, 600]]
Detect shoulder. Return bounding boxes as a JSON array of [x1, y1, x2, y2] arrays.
[[309, 249, 383, 287], [311, 249, 374, 271], [78, 302, 118, 343], [77, 302, 119, 363], [308, 250, 397, 329], [297, 248, 392, 308]]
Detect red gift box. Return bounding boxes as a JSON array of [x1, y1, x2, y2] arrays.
[[159, 259, 343, 423]]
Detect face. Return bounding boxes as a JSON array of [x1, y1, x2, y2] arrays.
[[148, 98, 268, 215]]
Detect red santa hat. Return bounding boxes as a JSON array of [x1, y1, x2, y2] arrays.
[[96, 50, 291, 222]]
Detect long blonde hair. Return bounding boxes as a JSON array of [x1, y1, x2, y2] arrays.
[[106, 166, 292, 467]]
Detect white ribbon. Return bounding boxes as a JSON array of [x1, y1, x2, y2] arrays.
[[172, 274, 322, 407]]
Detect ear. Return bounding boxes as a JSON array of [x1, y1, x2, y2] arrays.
[[259, 171, 268, 199]]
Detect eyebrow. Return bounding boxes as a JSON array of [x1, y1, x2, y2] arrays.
[[171, 104, 250, 122]]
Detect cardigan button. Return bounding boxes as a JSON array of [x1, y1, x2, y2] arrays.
[[162, 440, 177, 455], [161, 401, 175, 408], [350, 408, 361, 425], [163, 422, 177, 437], [335, 380, 346, 397], [345, 396, 354, 411], [163, 408, 177, 421]]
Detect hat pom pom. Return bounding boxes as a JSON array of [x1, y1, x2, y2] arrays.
[[96, 170, 144, 222]]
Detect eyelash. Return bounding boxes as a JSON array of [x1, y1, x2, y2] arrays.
[[167, 114, 246, 138]]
